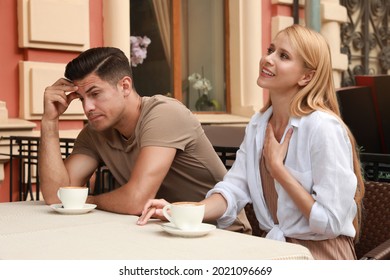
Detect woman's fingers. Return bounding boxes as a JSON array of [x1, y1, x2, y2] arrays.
[[137, 207, 156, 225], [137, 199, 169, 225]]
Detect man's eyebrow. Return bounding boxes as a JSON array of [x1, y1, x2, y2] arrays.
[[74, 85, 99, 96], [85, 85, 98, 94]]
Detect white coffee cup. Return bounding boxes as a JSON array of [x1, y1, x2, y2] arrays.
[[57, 186, 88, 209], [162, 202, 205, 230]]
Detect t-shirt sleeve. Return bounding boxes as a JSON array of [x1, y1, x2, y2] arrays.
[[138, 98, 201, 151], [71, 126, 101, 161]]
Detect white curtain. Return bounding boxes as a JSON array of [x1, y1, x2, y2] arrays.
[[152, 0, 171, 66]]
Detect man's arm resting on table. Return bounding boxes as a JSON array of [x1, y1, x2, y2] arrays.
[[39, 128, 99, 205], [87, 146, 176, 215], [38, 119, 72, 205]]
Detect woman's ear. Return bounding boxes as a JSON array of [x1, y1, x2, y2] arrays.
[[298, 70, 315, 86]]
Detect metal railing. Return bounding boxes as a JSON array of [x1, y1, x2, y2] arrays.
[[3, 136, 113, 202], [7, 136, 75, 201], [340, 0, 390, 86]]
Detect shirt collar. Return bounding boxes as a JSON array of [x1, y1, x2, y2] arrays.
[[251, 106, 301, 129], [289, 116, 300, 128]]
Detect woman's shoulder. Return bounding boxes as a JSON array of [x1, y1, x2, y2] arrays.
[[301, 110, 341, 126], [300, 110, 347, 138]]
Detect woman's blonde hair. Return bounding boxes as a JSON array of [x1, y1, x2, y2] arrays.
[[262, 24, 364, 241]]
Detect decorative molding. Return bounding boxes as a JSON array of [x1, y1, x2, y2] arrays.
[[0, 101, 8, 120], [322, 2, 347, 23], [321, 1, 349, 87], [19, 61, 86, 120], [17, 0, 90, 51]]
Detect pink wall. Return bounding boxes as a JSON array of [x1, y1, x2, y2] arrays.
[[0, 0, 24, 118], [0, 0, 103, 202], [0, 0, 103, 118]]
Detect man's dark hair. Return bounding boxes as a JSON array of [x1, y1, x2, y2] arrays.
[[64, 47, 133, 86]]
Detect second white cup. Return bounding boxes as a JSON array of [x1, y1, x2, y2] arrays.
[[162, 202, 205, 230], [57, 186, 88, 209]]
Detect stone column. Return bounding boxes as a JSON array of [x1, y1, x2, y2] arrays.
[[320, 0, 348, 88], [229, 0, 263, 117], [103, 0, 131, 59]]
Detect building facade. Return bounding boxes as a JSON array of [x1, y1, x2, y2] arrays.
[[0, 0, 348, 201]]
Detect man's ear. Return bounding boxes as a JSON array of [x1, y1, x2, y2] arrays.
[[298, 70, 315, 86], [120, 76, 133, 96]]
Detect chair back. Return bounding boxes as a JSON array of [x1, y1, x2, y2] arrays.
[[354, 181, 390, 259]]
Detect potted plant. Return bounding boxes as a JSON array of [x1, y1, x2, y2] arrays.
[[188, 68, 220, 111]]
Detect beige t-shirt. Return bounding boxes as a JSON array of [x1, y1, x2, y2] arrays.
[[72, 95, 227, 203]]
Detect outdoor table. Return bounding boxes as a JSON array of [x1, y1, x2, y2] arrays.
[[0, 201, 313, 260]]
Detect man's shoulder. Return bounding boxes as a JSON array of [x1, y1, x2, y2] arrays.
[[141, 95, 196, 123], [142, 95, 186, 110]]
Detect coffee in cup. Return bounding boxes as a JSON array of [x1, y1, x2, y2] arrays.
[[162, 202, 205, 230], [57, 186, 88, 209]]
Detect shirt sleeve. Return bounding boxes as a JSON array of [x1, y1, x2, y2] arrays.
[[71, 126, 101, 162], [308, 115, 357, 238]]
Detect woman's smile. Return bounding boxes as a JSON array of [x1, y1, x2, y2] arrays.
[[261, 67, 275, 77]]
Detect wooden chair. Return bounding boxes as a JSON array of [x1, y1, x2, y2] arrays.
[[355, 181, 390, 259], [243, 181, 390, 260]]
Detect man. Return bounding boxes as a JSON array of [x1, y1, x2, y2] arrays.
[[38, 47, 250, 233]]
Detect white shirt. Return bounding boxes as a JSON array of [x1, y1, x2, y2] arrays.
[[207, 107, 358, 241]]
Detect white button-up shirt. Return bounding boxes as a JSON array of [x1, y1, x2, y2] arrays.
[[207, 107, 358, 241]]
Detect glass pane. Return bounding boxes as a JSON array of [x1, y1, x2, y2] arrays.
[[182, 0, 226, 112], [130, 0, 172, 97]]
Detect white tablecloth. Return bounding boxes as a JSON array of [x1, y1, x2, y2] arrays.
[[0, 201, 313, 260]]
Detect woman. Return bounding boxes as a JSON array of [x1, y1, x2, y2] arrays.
[[137, 24, 365, 260]]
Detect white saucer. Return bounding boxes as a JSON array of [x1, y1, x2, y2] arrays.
[[50, 204, 97, 215], [161, 223, 216, 237]]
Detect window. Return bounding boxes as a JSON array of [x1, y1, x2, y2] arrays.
[[130, 0, 228, 112]]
